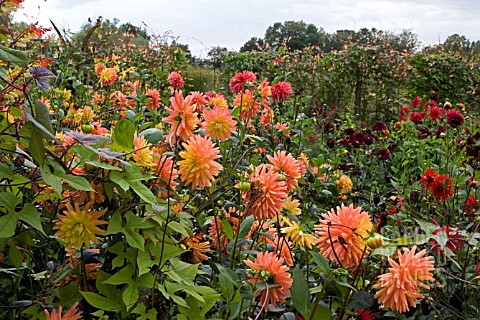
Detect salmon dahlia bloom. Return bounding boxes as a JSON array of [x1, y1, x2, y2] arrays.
[[374, 246, 435, 313], [53, 203, 107, 249], [244, 252, 293, 311], [178, 135, 222, 189], [229, 70, 257, 93], [267, 151, 301, 192], [168, 71, 184, 89], [270, 81, 292, 101], [242, 164, 288, 220], [163, 90, 199, 142], [202, 105, 237, 140], [44, 302, 82, 320], [145, 88, 160, 110], [314, 203, 373, 268], [153, 154, 179, 188]]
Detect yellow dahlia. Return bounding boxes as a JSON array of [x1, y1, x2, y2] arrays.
[[178, 134, 222, 189], [281, 220, 317, 249], [53, 203, 107, 249], [133, 132, 153, 167], [163, 90, 199, 142], [335, 174, 353, 195], [233, 89, 260, 121], [374, 246, 435, 313], [314, 203, 373, 268], [202, 105, 237, 140]]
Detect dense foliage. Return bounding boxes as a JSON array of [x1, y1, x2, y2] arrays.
[[1, 4, 480, 320]]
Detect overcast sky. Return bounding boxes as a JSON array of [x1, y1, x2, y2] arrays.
[[15, 0, 480, 57]]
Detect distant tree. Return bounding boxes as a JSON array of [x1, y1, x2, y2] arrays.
[[264, 20, 322, 50], [240, 37, 265, 52]]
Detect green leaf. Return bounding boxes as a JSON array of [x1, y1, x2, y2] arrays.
[[103, 265, 134, 285], [124, 228, 145, 251], [34, 100, 54, 135], [222, 218, 234, 241], [168, 221, 191, 237], [0, 44, 28, 65], [292, 266, 310, 319], [58, 173, 94, 191], [109, 171, 129, 192], [139, 128, 163, 144], [349, 291, 375, 310], [372, 245, 397, 256], [9, 243, 23, 267], [29, 126, 45, 165], [128, 181, 156, 204], [106, 211, 124, 235], [0, 214, 17, 238], [0, 163, 14, 179], [113, 118, 135, 150], [80, 291, 124, 312], [311, 251, 330, 274], [41, 164, 63, 195], [219, 272, 234, 301], [16, 203, 46, 236], [237, 215, 254, 239], [309, 301, 331, 320], [0, 192, 20, 213]]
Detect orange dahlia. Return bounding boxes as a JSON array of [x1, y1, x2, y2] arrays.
[[44, 302, 82, 320], [374, 246, 435, 313], [233, 89, 260, 121], [53, 203, 107, 249], [178, 134, 222, 189], [202, 105, 237, 140], [314, 203, 373, 268], [209, 207, 239, 249], [99, 68, 117, 86], [163, 90, 199, 142], [244, 251, 293, 311], [242, 164, 288, 220], [153, 154, 179, 187], [267, 151, 301, 192]]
